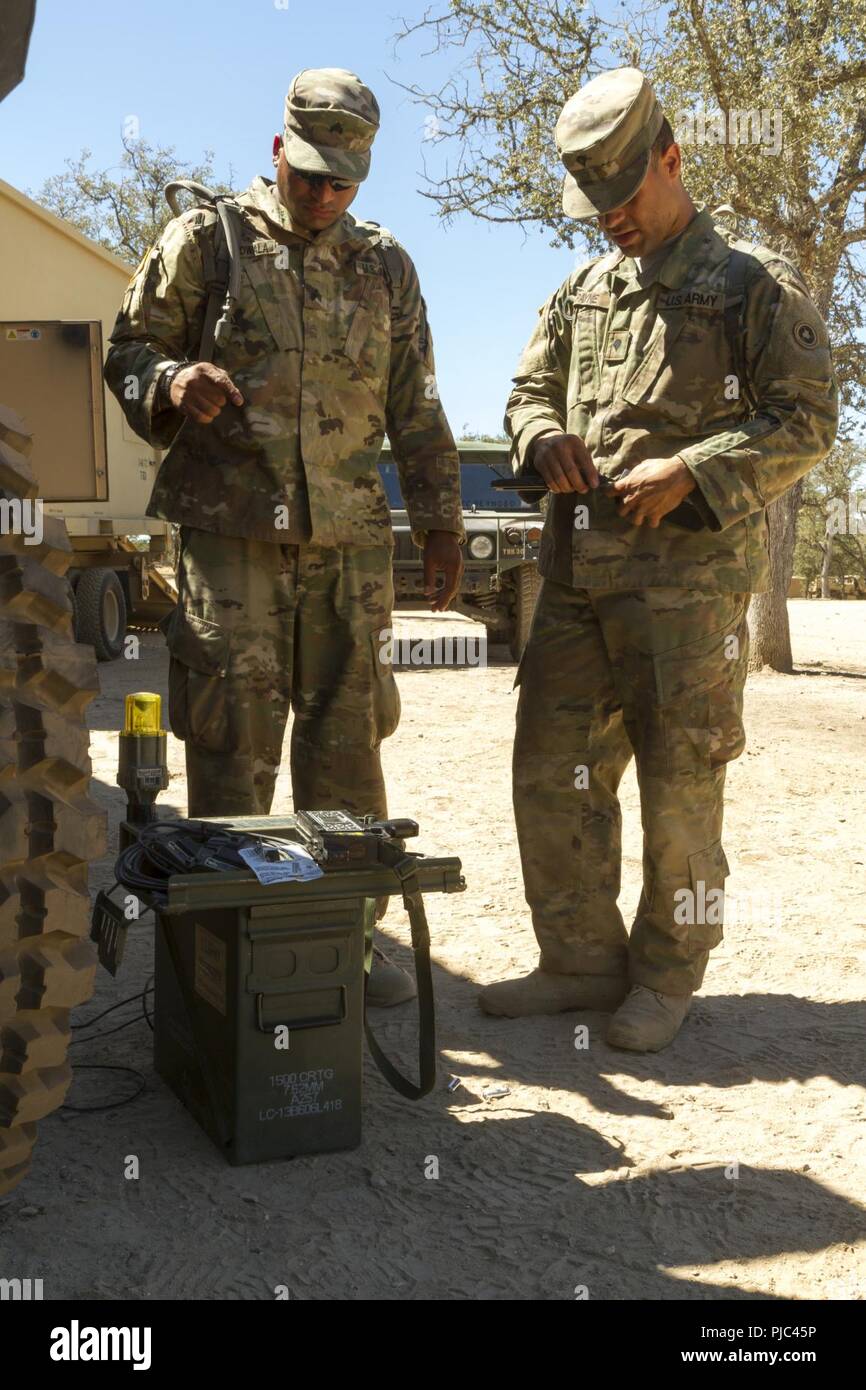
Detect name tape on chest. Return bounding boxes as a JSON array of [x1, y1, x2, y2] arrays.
[[239, 238, 282, 258], [565, 288, 611, 314]]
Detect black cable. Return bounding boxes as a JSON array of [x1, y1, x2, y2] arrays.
[[73, 983, 154, 1033], [68, 997, 153, 1047], [142, 974, 154, 1032], [114, 819, 312, 905], [62, 982, 155, 1115], [61, 1064, 147, 1113]]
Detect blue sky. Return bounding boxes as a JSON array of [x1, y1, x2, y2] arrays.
[[1, 0, 595, 435]]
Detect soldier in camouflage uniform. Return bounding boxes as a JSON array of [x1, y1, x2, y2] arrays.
[[479, 68, 838, 1048], [105, 69, 465, 1006]]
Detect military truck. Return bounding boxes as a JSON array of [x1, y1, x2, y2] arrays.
[[0, 178, 176, 661], [379, 442, 544, 659]]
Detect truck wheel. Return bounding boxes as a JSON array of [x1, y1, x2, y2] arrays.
[[73, 567, 127, 662], [508, 563, 543, 662], [1, 404, 104, 1197]]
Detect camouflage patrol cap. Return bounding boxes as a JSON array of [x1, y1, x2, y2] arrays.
[[283, 67, 380, 183], [556, 67, 664, 220]]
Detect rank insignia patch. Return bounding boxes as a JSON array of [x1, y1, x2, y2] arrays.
[[605, 330, 631, 362]]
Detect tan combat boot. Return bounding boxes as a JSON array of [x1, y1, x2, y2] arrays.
[[367, 943, 417, 1008], [478, 970, 628, 1018], [606, 985, 693, 1052]]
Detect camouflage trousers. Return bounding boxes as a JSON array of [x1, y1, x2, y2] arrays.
[[164, 527, 400, 829], [513, 579, 749, 995]]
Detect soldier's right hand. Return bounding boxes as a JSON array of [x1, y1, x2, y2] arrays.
[[532, 433, 600, 493], [169, 363, 244, 424]]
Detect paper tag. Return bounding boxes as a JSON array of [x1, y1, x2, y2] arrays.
[[195, 924, 227, 1014], [238, 843, 324, 885]]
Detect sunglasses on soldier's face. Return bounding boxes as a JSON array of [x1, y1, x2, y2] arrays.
[[288, 166, 358, 194]]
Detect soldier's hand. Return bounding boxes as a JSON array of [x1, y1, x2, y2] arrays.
[[613, 457, 696, 528], [169, 363, 244, 424], [423, 530, 464, 612], [532, 432, 600, 494]]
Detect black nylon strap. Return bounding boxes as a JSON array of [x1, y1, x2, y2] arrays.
[[364, 846, 436, 1100], [162, 179, 235, 365], [724, 247, 756, 412], [198, 211, 232, 364]]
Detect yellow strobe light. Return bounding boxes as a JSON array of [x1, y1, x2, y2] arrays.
[[123, 692, 164, 736]]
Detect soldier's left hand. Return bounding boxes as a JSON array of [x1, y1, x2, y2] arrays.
[[423, 531, 464, 612], [613, 457, 696, 528]]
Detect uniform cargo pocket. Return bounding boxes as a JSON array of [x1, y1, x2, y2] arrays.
[[653, 605, 748, 774], [687, 839, 729, 951], [344, 277, 392, 388], [706, 681, 746, 768], [241, 251, 301, 352], [165, 609, 232, 753], [653, 613, 745, 708], [369, 626, 401, 742], [620, 311, 691, 407], [573, 305, 606, 403]]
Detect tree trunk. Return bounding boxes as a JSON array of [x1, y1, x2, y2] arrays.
[[820, 529, 834, 599], [747, 482, 801, 673]]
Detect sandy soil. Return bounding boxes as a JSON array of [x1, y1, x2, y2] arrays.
[[2, 599, 864, 1301]]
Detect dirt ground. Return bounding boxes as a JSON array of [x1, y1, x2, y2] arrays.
[[2, 599, 865, 1301]]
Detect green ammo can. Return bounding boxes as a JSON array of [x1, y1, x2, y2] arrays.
[[151, 814, 463, 1165]]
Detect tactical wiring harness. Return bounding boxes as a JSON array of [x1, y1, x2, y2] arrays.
[[114, 819, 302, 905]]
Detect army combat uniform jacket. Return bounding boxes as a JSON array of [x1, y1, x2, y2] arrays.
[[105, 176, 465, 550], [507, 206, 838, 592]]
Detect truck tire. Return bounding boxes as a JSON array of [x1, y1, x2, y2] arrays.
[[73, 566, 127, 661], [508, 563, 543, 662], [0, 403, 105, 1197]]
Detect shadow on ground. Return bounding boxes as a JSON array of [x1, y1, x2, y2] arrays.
[[4, 633, 860, 1300]]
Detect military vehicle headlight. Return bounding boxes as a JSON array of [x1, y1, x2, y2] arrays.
[[468, 534, 495, 560]]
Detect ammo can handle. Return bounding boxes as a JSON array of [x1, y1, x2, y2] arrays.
[[255, 988, 346, 1034]]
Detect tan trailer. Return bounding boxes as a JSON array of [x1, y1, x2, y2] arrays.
[[0, 178, 176, 659]]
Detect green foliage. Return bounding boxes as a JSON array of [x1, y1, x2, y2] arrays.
[[651, 0, 866, 410], [32, 136, 233, 265], [459, 427, 509, 441], [397, 0, 866, 410]]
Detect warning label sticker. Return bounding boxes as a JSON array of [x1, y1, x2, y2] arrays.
[[5, 328, 41, 341], [194, 923, 227, 1015]]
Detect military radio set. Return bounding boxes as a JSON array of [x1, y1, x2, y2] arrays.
[[91, 693, 465, 1165]]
